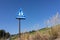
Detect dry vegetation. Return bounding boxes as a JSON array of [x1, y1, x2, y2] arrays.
[[10, 24, 60, 40]]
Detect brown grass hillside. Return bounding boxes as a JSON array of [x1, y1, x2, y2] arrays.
[[11, 24, 60, 40]]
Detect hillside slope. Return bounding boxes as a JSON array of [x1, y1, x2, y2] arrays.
[[11, 24, 60, 40]]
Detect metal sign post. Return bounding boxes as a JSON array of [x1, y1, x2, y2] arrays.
[[16, 8, 25, 40]]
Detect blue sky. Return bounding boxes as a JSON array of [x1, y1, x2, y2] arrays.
[[0, 0, 60, 34]]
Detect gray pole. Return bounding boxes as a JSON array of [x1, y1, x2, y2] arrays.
[[18, 19, 21, 40]]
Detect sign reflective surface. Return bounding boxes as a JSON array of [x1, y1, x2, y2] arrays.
[[16, 8, 25, 19]]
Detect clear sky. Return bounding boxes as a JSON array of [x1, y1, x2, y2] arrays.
[[0, 0, 60, 34]]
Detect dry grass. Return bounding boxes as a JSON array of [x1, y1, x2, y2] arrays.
[[12, 25, 60, 40]]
